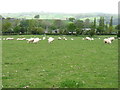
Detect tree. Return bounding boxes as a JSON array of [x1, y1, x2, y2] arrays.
[[31, 27, 44, 34], [84, 18, 91, 28], [97, 17, 105, 34], [19, 20, 29, 34], [34, 15, 40, 19], [74, 20, 84, 35], [69, 17, 75, 22], [115, 24, 120, 30], [2, 21, 12, 33], [115, 24, 120, 37], [37, 27, 44, 34], [104, 22, 109, 34], [52, 19, 65, 34], [67, 22, 76, 34], [89, 23, 96, 37], [93, 18, 96, 28], [28, 19, 37, 34], [88, 18, 97, 36], [14, 26, 21, 33], [53, 19, 64, 29], [108, 16, 113, 34], [40, 20, 51, 31]]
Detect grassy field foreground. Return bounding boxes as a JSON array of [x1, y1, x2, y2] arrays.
[[2, 35, 118, 88]]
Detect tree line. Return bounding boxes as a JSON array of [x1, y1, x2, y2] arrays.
[[1, 15, 119, 37]]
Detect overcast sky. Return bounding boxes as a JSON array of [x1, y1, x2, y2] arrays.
[[0, 0, 119, 14]]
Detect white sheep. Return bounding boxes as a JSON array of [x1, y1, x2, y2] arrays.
[[43, 37, 46, 40], [33, 38, 41, 43], [85, 37, 92, 40], [71, 38, 74, 40], [108, 37, 115, 41], [26, 38, 34, 43], [6, 38, 14, 40], [82, 38, 85, 40], [48, 37, 54, 43], [63, 37, 67, 40], [3, 38, 6, 40], [17, 38, 26, 40], [22, 38, 26, 40], [58, 37, 62, 40], [104, 38, 112, 44], [91, 38, 94, 40], [103, 37, 115, 44], [85, 37, 91, 40]]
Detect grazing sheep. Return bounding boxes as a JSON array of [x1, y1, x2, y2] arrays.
[[6, 38, 14, 40], [91, 38, 94, 40], [22, 38, 26, 40], [26, 38, 34, 43], [85, 37, 92, 40], [43, 37, 46, 40], [48, 37, 54, 43], [63, 37, 67, 40], [82, 38, 85, 40], [33, 38, 41, 43], [103, 37, 115, 44], [3, 38, 6, 40], [71, 38, 74, 40], [104, 38, 112, 44], [17, 38, 26, 40], [85, 37, 91, 40], [104, 39, 111, 44], [108, 37, 115, 41], [58, 37, 62, 40], [17, 38, 21, 40]]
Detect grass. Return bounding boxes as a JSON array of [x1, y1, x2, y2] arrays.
[[2, 35, 118, 88]]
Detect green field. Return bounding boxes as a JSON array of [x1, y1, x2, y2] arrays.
[[2, 35, 118, 88]]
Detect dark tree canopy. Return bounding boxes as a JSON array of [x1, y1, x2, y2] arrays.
[[34, 15, 40, 19]]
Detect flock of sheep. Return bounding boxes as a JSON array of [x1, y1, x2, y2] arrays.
[[0, 36, 117, 44]]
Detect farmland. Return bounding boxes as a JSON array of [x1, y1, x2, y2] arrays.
[[2, 35, 118, 88]]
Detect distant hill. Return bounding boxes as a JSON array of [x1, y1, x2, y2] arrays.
[[0, 12, 118, 25]]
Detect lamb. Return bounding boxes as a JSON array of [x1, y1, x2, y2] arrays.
[[6, 38, 14, 40], [48, 37, 54, 43]]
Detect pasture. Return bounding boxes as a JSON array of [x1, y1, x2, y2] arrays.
[[2, 35, 118, 88]]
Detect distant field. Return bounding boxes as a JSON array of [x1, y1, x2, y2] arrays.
[[2, 35, 118, 88]]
